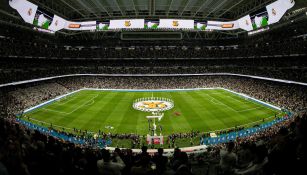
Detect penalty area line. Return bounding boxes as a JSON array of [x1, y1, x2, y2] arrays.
[[206, 94, 238, 112], [66, 94, 99, 115], [42, 108, 70, 115], [41, 95, 99, 116], [236, 106, 264, 112], [23, 117, 96, 133]]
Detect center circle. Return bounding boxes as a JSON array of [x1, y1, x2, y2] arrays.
[[133, 97, 174, 112]]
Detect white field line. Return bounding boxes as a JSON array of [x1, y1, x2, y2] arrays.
[[225, 95, 248, 104], [28, 117, 74, 130], [219, 88, 278, 112], [57, 97, 77, 106], [41, 95, 98, 116], [66, 95, 98, 114], [236, 106, 264, 112], [210, 98, 224, 106], [42, 108, 69, 115], [223, 91, 278, 112], [247, 98, 278, 112], [204, 113, 282, 134], [209, 92, 224, 95], [84, 100, 95, 106], [206, 94, 238, 112], [210, 97, 268, 113], [26, 117, 96, 134], [219, 88, 281, 111], [23, 89, 82, 113]]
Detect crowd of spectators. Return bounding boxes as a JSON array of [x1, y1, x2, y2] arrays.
[[0, 56, 306, 84], [1, 35, 306, 59], [0, 18, 307, 84]]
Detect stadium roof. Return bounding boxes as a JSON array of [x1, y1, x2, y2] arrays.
[[26, 0, 277, 21]]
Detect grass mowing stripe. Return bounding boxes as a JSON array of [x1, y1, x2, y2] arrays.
[[103, 92, 134, 133], [117, 92, 140, 134], [52, 93, 100, 126], [200, 92, 243, 127], [85, 92, 125, 131], [189, 91, 229, 129], [210, 93, 258, 124], [164, 92, 192, 133], [154, 92, 175, 135], [215, 92, 272, 118], [133, 92, 150, 135], [212, 92, 278, 126], [47, 94, 97, 114], [157, 92, 174, 135], [171, 91, 206, 132], [79, 92, 114, 132], [193, 91, 238, 130]]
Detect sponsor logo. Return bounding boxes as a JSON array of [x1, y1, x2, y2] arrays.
[[69, 24, 81, 28], [272, 8, 277, 16], [133, 98, 174, 112], [222, 23, 234, 28], [124, 21, 131, 27], [245, 19, 249, 26], [172, 21, 179, 27], [28, 8, 32, 16]]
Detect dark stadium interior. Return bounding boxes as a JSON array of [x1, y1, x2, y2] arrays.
[[1, 0, 307, 175]]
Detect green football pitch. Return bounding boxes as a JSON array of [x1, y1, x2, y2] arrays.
[[23, 88, 280, 135]]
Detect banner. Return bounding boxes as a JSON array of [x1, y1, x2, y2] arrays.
[[237, 15, 253, 31], [96, 22, 109, 31], [33, 7, 54, 30], [8, 0, 295, 32], [206, 21, 239, 30], [109, 19, 144, 29], [146, 135, 164, 145], [9, 0, 38, 24], [266, 0, 295, 24], [145, 20, 159, 29], [49, 15, 66, 32], [196, 21, 208, 30], [250, 7, 269, 30], [65, 21, 97, 31], [158, 19, 194, 29]]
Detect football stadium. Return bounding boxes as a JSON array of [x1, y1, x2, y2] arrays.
[[0, 0, 306, 175]]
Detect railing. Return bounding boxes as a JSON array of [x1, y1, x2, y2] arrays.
[[201, 112, 292, 145], [16, 118, 111, 148]]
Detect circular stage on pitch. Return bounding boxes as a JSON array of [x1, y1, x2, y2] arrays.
[[133, 97, 174, 112]]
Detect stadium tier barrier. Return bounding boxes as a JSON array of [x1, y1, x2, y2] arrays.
[[1, 73, 307, 88], [15, 111, 292, 154], [22, 89, 82, 114], [220, 88, 281, 110], [16, 118, 111, 148], [201, 112, 292, 145]]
